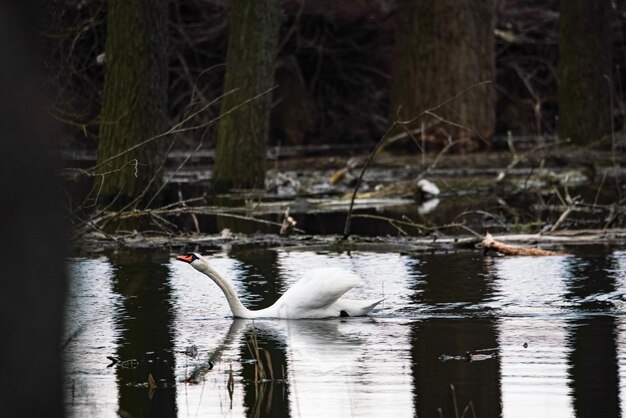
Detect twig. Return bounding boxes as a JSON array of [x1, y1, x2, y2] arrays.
[[350, 213, 482, 238], [342, 123, 397, 239], [277, 0, 306, 52], [549, 187, 581, 232], [550, 207, 573, 232], [496, 136, 569, 184], [423, 110, 486, 144], [343, 81, 492, 239], [351, 213, 427, 231], [68, 85, 278, 237], [177, 190, 200, 233], [496, 131, 519, 183], [452, 210, 507, 230], [604, 74, 621, 199], [397, 81, 492, 126], [83, 204, 306, 241], [416, 138, 471, 182], [89, 86, 276, 174], [90, 88, 236, 172], [451, 384, 460, 418]]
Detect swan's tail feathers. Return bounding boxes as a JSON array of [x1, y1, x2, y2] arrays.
[[340, 298, 384, 317]]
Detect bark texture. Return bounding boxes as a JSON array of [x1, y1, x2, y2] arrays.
[[558, 0, 613, 145], [97, 0, 168, 207], [390, 0, 495, 143], [213, 0, 282, 192]]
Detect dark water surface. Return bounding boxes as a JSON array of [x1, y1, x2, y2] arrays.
[[65, 246, 626, 417]]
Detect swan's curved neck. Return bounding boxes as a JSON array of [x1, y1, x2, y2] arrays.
[[197, 262, 253, 318]]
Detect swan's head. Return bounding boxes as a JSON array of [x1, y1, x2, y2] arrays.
[[176, 252, 206, 271]]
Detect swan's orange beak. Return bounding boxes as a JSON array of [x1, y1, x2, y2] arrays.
[[177, 255, 193, 263]]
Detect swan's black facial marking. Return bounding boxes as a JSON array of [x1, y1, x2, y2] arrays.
[[176, 253, 199, 263], [340, 310, 350, 317]]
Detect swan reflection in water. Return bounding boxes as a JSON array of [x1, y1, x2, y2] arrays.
[[180, 317, 413, 417]]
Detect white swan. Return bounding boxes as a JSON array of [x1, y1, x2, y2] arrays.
[[176, 253, 383, 319]]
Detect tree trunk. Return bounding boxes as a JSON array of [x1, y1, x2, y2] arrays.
[[97, 0, 168, 208], [0, 4, 67, 417], [213, 0, 282, 193], [390, 0, 495, 144], [558, 0, 613, 146]]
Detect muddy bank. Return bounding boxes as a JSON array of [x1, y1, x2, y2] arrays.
[[72, 228, 626, 257]]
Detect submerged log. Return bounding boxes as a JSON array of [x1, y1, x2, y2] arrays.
[[482, 232, 564, 256]]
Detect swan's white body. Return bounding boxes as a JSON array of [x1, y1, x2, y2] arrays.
[[177, 253, 383, 319]]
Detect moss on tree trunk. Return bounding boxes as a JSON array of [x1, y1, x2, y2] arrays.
[[213, 0, 281, 193], [390, 0, 495, 144], [558, 0, 613, 146], [97, 0, 168, 208]]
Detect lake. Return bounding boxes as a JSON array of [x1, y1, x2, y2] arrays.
[[64, 245, 626, 417]]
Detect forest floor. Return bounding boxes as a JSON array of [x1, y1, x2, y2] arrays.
[[65, 135, 626, 255]]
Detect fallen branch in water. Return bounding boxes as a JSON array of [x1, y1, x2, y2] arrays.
[[482, 232, 564, 256]]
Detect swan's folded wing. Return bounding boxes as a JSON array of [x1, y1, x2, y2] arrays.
[[277, 267, 362, 310]]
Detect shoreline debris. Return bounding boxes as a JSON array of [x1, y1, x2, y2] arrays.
[[482, 232, 564, 256]]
